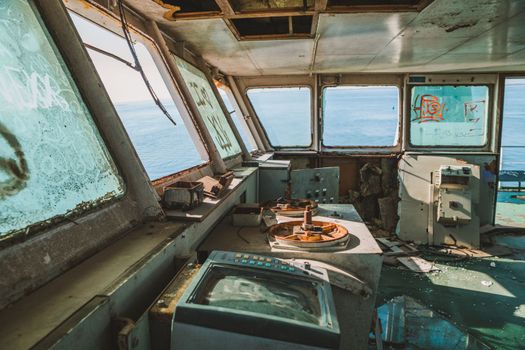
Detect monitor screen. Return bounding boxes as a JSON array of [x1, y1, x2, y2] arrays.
[[190, 266, 324, 325]]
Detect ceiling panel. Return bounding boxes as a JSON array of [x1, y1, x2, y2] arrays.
[[315, 12, 417, 56], [314, 54, 375, 72], [399, 0, 525, 39], [241, 39, 314, 74], [448, 12, 525, 55], [123, 0, 525, 74]]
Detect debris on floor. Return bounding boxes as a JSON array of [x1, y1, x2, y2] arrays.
[[397, 256, 438, 273], [376, 237, 419, 257], [480, 280, 493, 287], [372, 296, 491, 350]]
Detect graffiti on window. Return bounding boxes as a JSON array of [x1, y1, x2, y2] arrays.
[[412, 94, 445, 123], [0, 0, 124, 237], [175, 58, 241, 158], [410, 85, 489, 147]]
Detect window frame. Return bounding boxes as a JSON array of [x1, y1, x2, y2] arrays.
[[0, 0, 165, 248], [70, 12, 211, 180], [406, 83, 494, 150], [245, 85, 314, 150], [216, 83, 258, 152], [320, 84, 402, 150], [171, 53, 244, 161]]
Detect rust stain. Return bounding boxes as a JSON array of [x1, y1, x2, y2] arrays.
[[152, 0, 181, 20], [445, 21, 477, 33], [485, 159, 498, 175]]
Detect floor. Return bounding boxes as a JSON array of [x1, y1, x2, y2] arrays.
[[496, 191, 525, 228], [376, 237, 525, 350]]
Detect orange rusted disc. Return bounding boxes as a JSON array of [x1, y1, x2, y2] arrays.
[[269, 220, 349, 244], [267, 199, 319, 217]]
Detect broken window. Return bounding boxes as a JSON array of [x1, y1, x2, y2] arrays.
[[0, 1, 124, 238], [247, 87, 312, 148], [217, 86, 257, 151], [322, 86, 399, 147], [70, 13, 206, 180], [174, 57, 242, 159], [409, 85, 490, 147]]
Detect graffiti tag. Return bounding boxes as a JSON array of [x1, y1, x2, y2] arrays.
[[0, 121, 29, 198], [188, 81, 233, 152], [464, 100, 485, 123], [412, 94, 446, 123]]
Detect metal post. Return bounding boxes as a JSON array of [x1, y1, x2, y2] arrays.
[[145, 20, 227, 174], [228, 76, 272, 151]]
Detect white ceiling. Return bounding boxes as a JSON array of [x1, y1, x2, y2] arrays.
[[127, 0, 525, 75]]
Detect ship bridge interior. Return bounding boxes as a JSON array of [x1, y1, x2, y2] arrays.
[[1, 0, 525, 349]]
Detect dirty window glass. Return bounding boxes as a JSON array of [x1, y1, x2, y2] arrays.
[[323, 86, 399, 147], [0, 1, 124, 237], [70, 13, 206, 180], [500, 79, 525, 173], [247, 87, 311, 147], [175, 58, 242, 159], [217, 86, 256, 151], [410, 85, 489, 146]]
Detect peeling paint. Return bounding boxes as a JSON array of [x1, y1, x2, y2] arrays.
[[445, 21, 478, 33], [151, 0, 181, 20]]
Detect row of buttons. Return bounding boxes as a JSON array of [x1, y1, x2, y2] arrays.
[[233, 258, 296, 272], [235, 254, 274, 263]]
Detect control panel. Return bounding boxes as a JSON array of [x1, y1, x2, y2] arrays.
[[290, 167, 340, 204], [436, 165, 473, 226], [209, 250, 329, 281]]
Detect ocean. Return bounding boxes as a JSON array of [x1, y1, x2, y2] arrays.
[[115, 82, 525, 180]]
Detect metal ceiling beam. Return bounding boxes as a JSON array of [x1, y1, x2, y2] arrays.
[[214, 0, 235, 16]]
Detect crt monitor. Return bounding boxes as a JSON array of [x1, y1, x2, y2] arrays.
[[171, 250, 340, 350]]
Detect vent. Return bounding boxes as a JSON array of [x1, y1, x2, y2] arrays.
[[327, 0, 432, 11], [230, 15, 313, 39], [160, 0, 220, 14], [229, 0, 314, 13]]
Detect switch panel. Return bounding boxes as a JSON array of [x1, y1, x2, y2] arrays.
[[290, 167, 340, 203], [436, 165, 473, 226]]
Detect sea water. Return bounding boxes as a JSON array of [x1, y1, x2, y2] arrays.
[[115, 83, 525, 180]]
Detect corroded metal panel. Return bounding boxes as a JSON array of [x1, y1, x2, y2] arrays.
[[0, 0, 124, 238]]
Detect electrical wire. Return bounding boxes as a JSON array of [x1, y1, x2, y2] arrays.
[[84, 43, 137, 70], [117, 0, 177, 126]]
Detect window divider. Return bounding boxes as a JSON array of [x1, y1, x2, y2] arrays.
[[230, 77, 272, 151], [146, 20, 228, 174]]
